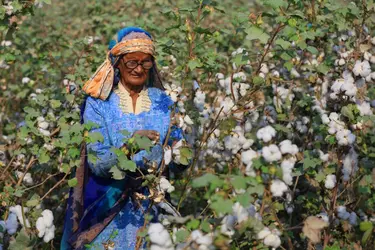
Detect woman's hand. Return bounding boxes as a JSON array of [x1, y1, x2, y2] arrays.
[[133, 130, 160, 142]]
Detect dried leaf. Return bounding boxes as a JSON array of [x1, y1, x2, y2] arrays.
[[302, 216, 329, 243]]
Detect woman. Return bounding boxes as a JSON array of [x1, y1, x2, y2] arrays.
[[61, 27, 185, 250]]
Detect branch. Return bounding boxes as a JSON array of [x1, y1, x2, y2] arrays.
[[40, 172, 69, 200], [255, 23, 286, 75]]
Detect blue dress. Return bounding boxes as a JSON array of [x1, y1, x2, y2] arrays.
[[61, 86, 184, 250]]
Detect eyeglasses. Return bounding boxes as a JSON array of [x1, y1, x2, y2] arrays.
[[123, 59, 153, 70]]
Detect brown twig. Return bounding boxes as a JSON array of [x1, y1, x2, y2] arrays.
[[40, 172, 69, 201], [255, 23, 286, 75]]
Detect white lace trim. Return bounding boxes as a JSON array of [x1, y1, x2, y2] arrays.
[[114, 83, 151, 114]]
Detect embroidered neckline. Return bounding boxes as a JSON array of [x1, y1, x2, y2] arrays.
[[114, 84, 151, 114]]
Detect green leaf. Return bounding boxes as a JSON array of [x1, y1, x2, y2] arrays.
[[192, 173, 221, 188], [186, 219, 200, 230], [109, 166, 126, 180], [275, 39, 291, 49], [201, 220, 211, 233], [118, 157, 137, 172], [316, 63, 330, 74], [133, 134, 153, 152], [210, 197, 233, 214], [252, 76, 265, 85], [175, 229, 189, 243], [245, 26, 270, 43], [39, 150, 50, 164], [87, 132, 104, 143], [188, 59, 203, 70], [360, 221, 373, 231], [232, 176, 247, 190], [68, 177, 78, 187], [362, 228, 373, 244], [302, 151, 322, 170], [50, 99, 61, 109], [307, 46, 319, 55]]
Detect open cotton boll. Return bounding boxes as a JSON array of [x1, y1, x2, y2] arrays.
[[258, 227, 281, 249], [36, 209, 55, 242], [336, 129, 356, 146], [324, 174, 336, 189], [43, 225, 55, 243], [221, 215, 236, 236], [241, 149, 258, 165], [5, 213, 18, 235], [148, 223, 173, 249], [342, 148, 358, 181], [270, 179, 288, 197], [337, 206, 350, 220], [262, 144, 282, 162], [194, 90, 206, 112], [318, 150, 329, 162], [256, 125, 276, 143], [159, 177, 175, 193], [279, 140, 298, 155], [263, 233, 281, 249], [232, 202, 249, 223], [353, 60, 371, 77], [356, 101, 373, 116], [281, 158, 296, 185], [9, 205, 30, 227], [164, 146, 172, 165], [191, 230, 213, 246], [349, 212, 358, 225]]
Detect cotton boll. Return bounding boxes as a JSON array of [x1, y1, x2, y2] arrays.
[[336, 129, 356, 146], [349, 212, 358, 225], [5, 213, 18, 235], [281, 158, 296, 185], [159, 177, 175, 193], [221, 215, 236, 236], [164, 146, 172, 165], [270, 179, 288, 197], [279, 140, 298, 155], [318, 150, 329, 162], [257, 227, 271, 239], [291, 68, 300, 78], [342, 148, 358, 181], [148, 223, 173, 248], [356, 101, 373, 116], [258, 227, 281, 249], [262, 144, 282, 162], [9, 205, 30, 227], [324, 174, 336, 189], [256, 125, 276, 143], [337, 206, 350, 220], [191, 230, 213, 246], [216, 73, 224, 79], [232, 202, 249, 223], [241, 149, 258, 165], [43, 225, 55, 243], [263, 233, 281, 249], [353, 60, 371, 77]]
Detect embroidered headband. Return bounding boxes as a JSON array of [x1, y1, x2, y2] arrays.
[[82, 30, 155, 100]]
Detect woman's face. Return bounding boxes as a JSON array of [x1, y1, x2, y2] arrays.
[[118, 52, 152, 87]]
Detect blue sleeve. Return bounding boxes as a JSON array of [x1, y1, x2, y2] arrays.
[[83, 97, 117, 178]]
